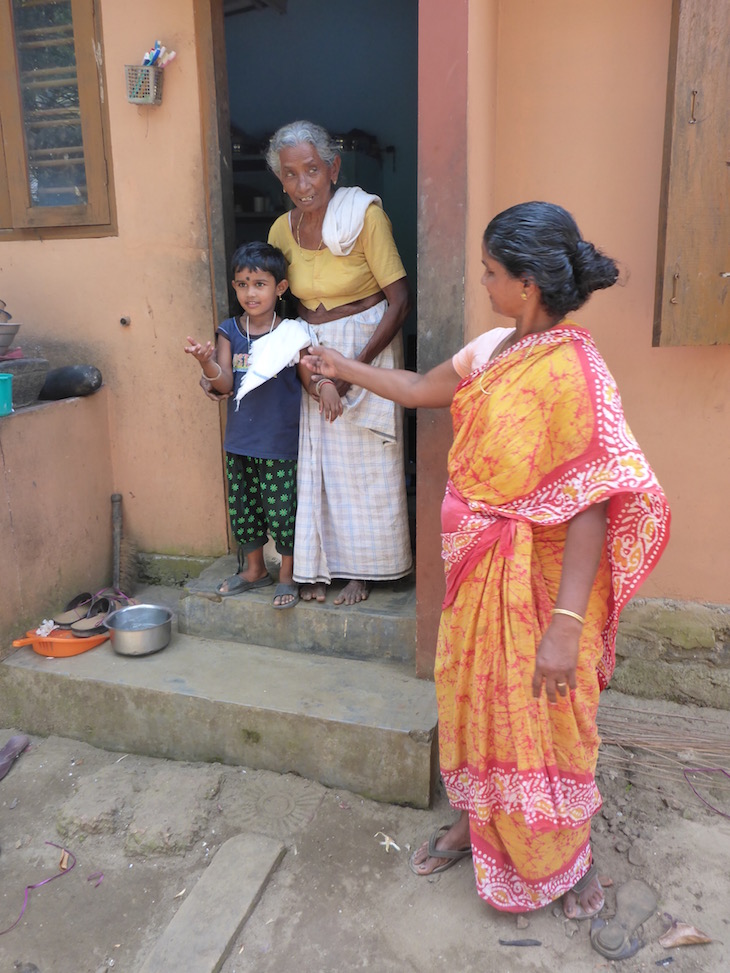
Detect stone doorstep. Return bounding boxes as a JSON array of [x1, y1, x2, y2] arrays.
[[179, 555, 417, 666], [138, 833, 286, 973], [0, 631, 438, 809]]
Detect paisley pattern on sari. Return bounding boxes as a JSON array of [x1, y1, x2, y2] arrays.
[[436, 324, 669, 911]]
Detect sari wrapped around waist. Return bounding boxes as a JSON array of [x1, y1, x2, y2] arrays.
[[442, 323, 670, 688], [434, 324, 670, 911]]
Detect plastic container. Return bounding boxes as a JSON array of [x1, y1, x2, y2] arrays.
[[12, 628, 109, 657], [0, 374, 12, 416]]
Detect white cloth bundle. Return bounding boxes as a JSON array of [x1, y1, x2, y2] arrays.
[[234, 318, 313, 408]]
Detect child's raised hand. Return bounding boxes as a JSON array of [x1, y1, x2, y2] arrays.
[[184, 336, 215, 363]]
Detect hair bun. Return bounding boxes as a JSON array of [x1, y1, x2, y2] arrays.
[[573, 239, 618, 294]]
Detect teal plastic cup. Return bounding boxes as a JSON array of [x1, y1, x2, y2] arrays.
[[0, 374, 12, 415]]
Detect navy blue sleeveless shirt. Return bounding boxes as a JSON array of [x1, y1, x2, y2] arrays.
[[217, 316, 301, 461]]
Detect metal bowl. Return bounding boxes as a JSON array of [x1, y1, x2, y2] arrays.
[[0, 323, 20, 352], [105, 604, 173, 656]]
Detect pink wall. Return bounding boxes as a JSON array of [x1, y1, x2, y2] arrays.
[[0, 393, 114, 645], [462, 0, 727, 601], [0, 0, 229, 565]]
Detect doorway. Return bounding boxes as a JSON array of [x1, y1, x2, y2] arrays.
[[220, 0, 419, 523]]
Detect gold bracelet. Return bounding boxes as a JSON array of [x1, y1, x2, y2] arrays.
[[202, 361, 222, 382], [315, 378, 335, 396], [552, 608, 585, 625]]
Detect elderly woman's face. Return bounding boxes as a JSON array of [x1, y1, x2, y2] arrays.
[[278, 143, 340, 215]]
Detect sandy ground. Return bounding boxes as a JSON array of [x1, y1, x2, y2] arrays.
[[1, 690, 729, 973]]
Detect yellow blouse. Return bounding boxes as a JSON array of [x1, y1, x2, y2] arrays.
[[268, 204, 406, 311]]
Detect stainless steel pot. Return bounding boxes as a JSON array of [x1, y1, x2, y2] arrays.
[[105, 604, 173, 656]]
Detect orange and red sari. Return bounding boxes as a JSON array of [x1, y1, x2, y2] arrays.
[[437, 324, 669, 912]]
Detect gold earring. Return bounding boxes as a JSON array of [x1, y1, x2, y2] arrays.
[[521, 292, 528, 301]]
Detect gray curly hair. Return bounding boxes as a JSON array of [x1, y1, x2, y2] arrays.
[[265, 120, 339, 176]]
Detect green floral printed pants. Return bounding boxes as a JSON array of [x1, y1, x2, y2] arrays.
[[225, 452, 297, 556]]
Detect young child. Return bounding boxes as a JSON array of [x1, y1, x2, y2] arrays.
[[185, 242, 305, 609]]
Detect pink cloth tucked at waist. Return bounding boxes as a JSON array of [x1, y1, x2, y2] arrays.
[[441, 481, 521, 609]]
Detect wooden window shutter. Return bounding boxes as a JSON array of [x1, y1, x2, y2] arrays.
[[0, 0, 110, 231], [654, 0, 730, 346]]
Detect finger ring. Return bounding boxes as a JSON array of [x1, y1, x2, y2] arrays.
[[557, 682, 567, 689]]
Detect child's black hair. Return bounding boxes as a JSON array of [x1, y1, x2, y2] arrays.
[[231, 241, 288, 284]]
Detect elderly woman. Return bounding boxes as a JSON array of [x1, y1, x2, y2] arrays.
[[304, 202, 670, 956], [266, 121, 412, 605]]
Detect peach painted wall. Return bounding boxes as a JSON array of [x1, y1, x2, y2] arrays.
[[0, 392, 114, 646], [463, 0, 728, 602], [0, 0, 228, 565]]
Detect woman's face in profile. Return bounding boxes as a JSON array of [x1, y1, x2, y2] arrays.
[[480, 241, 524, 318], [278, 143, 341, 215]]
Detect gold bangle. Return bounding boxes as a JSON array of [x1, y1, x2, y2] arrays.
[[552, 608, 585, 625], [315, 378, 335, 396]]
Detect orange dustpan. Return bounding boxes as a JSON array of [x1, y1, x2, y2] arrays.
[[12, 628, 109, 657]]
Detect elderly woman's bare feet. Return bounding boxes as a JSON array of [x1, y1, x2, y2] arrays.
[[333, 580, 370, 606], [409, 812, 471, 876], [300, 583, 327, 603]]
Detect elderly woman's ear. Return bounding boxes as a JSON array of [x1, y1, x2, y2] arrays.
[[330, 155, 341, 186]]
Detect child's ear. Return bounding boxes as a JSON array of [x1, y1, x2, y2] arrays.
[[277, 279, 289, 297]]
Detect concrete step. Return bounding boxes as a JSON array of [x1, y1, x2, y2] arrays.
[[0, 602, 437, 807], [179, 555, 417, 666]]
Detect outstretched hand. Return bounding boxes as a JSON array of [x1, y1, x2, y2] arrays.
[[184, 336, 215, 364], [303, 345, 351, 397], [185, 336, 232, 401], [302, 345, 345, 379]]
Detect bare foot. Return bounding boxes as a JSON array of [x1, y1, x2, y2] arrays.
[[300, 582, 327, 603], [333, 580, 370, 606], [409, 813, 471, 876], [562, 867, 605, 919]]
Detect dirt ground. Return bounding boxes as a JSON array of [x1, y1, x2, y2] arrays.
[[1, 690, 729, 973]]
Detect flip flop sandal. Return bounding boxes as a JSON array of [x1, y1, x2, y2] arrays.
[[590, 878, 658, 960], [408, 824, 472, 876], [272, 582, 299, 609], [563, 862, 606, 919], [54, 592, 93, 627], [0, 734, 30, 782], [216, 574, 273, 596], [70, 595, 114, 637]]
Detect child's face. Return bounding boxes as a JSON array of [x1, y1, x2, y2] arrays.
[[232, 266, 288, 320]]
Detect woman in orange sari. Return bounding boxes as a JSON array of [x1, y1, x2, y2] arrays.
[[303, 202, 670, 921]]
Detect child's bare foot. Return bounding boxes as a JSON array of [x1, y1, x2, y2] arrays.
[[300, 582, 327, 602], [333, 580, 370, 605]]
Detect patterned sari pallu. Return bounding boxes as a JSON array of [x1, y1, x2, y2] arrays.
[[437, 324, 669, 912]]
